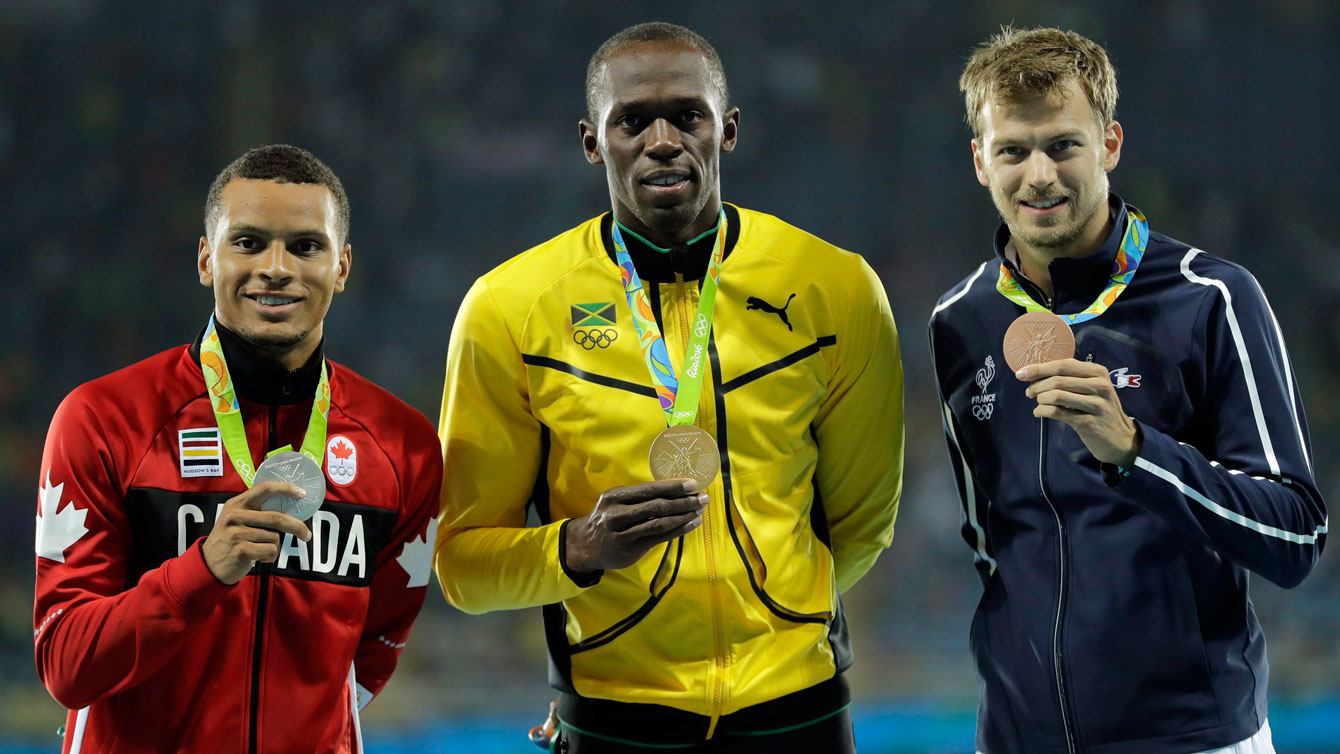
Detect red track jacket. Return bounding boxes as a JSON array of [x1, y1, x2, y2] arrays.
[[34, 328, 442, 753]]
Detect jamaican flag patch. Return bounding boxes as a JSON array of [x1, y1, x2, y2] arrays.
[[571, 302, 617, 327]]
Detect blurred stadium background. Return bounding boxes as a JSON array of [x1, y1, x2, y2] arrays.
[[2, 1, 1338, 751]]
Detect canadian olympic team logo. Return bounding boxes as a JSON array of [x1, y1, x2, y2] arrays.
[[326, 435, 357, 486], [573, 328, 619, 350]]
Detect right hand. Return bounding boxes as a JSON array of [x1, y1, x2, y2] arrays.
[[203, 481, 312, 585], [564, 479, 707, 575]]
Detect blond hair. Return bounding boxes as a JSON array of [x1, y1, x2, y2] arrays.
[[959, 26, 1118, 139]]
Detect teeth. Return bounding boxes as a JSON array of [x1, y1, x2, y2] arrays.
[[648, 176, 685, 186], [1026, 198, 1063, 209], [256, 296, 294, 306]]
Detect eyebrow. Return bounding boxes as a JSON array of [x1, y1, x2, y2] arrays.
[[994, 130, 1088, 147], [611, 96, 711, 112], [228, 224, 331, 242]]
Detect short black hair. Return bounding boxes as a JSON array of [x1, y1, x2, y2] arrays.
[[585, 22, 729, 122], [204, 144, 350, 245]]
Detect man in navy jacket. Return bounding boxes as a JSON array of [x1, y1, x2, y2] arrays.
[[930, 26, 1325, 754]]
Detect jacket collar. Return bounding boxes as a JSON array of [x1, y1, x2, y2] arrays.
[[189, 320, 325, 405], [601, 203, 741, 283], [993, 194, 1129, 313]]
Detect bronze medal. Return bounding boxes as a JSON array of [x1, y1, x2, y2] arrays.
[[649, 425, 720, 489], [1002, 311, 1076, 373]]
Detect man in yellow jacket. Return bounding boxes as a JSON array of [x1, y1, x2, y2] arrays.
[[436, 22, 904, 752]]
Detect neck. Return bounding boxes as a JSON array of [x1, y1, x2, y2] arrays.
[[1011, 206, 1114, 300], [613, 199, 722, 249]]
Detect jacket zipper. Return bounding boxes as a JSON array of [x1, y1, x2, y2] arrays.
[[1036, 288, 1077, 754], [248, 403, 279, 754], [675, 272, 728, 736]]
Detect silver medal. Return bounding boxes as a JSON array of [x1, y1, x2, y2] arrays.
[[254, 451, 326, 521]]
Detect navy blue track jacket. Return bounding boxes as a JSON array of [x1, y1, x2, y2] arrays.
[[928, 197, 1326, 754]]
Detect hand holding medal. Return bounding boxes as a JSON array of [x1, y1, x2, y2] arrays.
[[998, 207, 1147, 467], [197, 317, 331, 583]]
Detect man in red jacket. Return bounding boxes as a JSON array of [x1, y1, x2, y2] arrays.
[[33, 144, 443, 753]]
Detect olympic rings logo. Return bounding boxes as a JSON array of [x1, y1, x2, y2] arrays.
[[693, 313, 710, 338], [573, 328, 619, 350]]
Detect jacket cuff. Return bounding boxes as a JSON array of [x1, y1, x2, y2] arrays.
[[558, 519, 603, 588], [161, 537, 236, 616]]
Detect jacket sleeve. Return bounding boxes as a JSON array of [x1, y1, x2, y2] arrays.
[[350, 417, 442, 708], [928, 314, 998, 586], [812, 256, 904, 593], [434, 277, 594, 613], [1120, 257, 1325, 588], [33, 387, 234, 710]]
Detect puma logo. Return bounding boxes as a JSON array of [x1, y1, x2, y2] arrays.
[[746, 293, 796, 331]]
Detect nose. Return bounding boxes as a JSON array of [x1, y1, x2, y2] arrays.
[[1024, 150, 1057, 189], [257, 240, 295, 284], [644, 117, 683, 160]]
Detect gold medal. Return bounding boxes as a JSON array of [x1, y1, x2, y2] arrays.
[[649, 425, 720, 489], [1002, 310, 1076, 373]]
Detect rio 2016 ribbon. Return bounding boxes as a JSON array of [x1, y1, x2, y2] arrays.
[[611, 209, 727, 429], [995, 205, 1150, 322], [199, 316, 331, 486]]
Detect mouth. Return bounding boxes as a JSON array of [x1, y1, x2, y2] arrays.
[[641, 170, 692, 195], [245, 292, 303, 315], [1019, 196, 1068, 216]]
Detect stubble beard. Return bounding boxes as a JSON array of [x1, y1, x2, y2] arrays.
[[235, 323, 311, 356], [1002, 187, 1107, 253]]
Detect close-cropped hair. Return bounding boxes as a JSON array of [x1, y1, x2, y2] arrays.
[[585, 21, 730, 122], [959, 26, 1118, 139], [204, 144, 351, 245]]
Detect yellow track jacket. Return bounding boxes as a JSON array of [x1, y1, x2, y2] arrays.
[[436, 204, 903, 725]]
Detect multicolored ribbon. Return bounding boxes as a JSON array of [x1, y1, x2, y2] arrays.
[[610, 209, 727, 427], [199, 316, 331, 486], [996, 205, 1150, 323]]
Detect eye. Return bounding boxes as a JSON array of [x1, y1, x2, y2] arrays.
[[1000, 146, 1025, 158], [679, 110, 705, 125], [234, 236, 263, 251], [1051, 139, 1078, 151], [614, 114, 644, 129], [290, 239, 323, 254]]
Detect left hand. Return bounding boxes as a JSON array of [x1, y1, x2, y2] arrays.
[[1018, 358, 1141, 467]]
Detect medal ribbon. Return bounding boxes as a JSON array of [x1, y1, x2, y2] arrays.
[[996, 205, 1150, 323], [611, 209, 727, 427], [199, 316, 332, 486]]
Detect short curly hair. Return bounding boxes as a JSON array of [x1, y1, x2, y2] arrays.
[[959, 26, 1118, 139], [585, 22, 729, 122], [204, 144, 350, 245]]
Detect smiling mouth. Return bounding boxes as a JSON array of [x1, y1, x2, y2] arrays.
[[247, 294, 302, 307], [1021, 197, 1067, 210]]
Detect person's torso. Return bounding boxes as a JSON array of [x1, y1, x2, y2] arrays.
[[931, 232, 1269, 754], [488, 207, 863, 717], [69, 346, 411, 754]]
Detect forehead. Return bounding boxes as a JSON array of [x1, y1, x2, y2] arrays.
[[979, 79, 1101, 142], [215, 178, 337, 232], [600, 42, 717, 109]]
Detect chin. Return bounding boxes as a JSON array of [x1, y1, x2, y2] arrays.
[[236, 325, 309, 352]]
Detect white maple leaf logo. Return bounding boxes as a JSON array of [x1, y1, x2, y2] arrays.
[[396, 517, 438, 589], [36, 472, 89, 563]]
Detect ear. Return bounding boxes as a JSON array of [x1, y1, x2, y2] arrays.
[[198, 236, 214, 287], [1102, 120, 1123, 172], [333, 243, 352, 293], [971, 139, 990, 187], [720, 106, 740, 154], [579, 119, 603, 165]]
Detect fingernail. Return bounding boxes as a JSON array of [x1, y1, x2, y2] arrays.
[[1016, 368, 1028, 379], [302, 531, 312, 542], [682, 479, 699, 493], [697, 493, 709, 504]]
